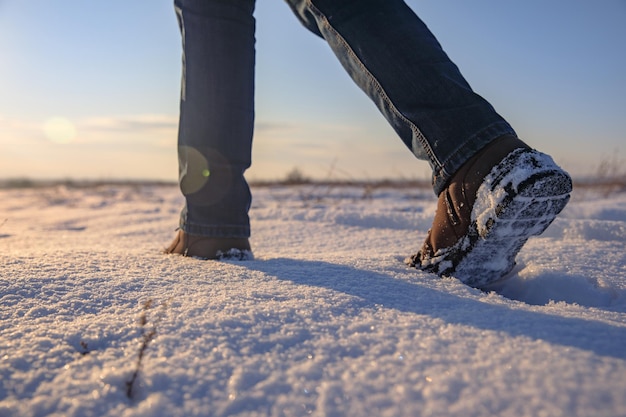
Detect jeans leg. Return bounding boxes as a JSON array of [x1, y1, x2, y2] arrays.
[[285, 0, 516, 194], [174, 0, 255, 237]]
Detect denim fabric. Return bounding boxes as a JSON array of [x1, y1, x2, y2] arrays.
[[174, 0, 516, 237], [174, 0, 255, 238]]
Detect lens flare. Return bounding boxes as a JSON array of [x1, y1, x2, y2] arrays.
[[179, 146, 210, 194], [43, 117, 76, 144]]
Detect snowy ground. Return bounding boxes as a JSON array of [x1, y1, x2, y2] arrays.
[[1, 183, 625, 417]]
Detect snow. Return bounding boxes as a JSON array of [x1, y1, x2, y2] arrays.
[[1, 183, 625, 417]]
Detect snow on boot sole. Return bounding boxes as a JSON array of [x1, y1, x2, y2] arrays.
[[420, 149, 572, 288]]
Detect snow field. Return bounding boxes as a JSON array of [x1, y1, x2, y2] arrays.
[[1, 184, 625, 417]]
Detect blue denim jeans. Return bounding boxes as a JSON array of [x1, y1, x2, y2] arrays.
[[174, 0, 516, 238]]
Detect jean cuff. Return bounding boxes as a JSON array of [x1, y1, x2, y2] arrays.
[[179, 219, 251, 238], [432, 122, 517, 195]]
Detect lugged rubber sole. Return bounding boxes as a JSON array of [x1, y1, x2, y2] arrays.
[[418, 149, 572, 288]]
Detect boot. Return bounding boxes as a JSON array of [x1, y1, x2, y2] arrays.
[[164, 229, 252, 260], [407, 135, 572, 288]]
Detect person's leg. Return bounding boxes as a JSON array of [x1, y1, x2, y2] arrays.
[[285, 0, 572, 287], [285, 0, 514, 194], [166, 0, 255, 258]]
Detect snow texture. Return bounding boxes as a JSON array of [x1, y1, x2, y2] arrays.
[[1, 184, 625, 417]]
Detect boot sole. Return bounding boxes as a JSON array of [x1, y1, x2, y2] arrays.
[[420, 149, 572, 288]]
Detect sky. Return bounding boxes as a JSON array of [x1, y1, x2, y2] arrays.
[[1, 0, 625, 182]]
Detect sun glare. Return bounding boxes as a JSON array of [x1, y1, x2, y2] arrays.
[[43, 117, 76, 144]]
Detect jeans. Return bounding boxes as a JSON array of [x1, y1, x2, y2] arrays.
[[174, 0, 516, 238]]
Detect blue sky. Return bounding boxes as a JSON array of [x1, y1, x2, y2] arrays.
[[1, 0, 625, 182]]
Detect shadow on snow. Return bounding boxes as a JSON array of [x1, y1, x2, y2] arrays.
[[245, 258, 626, 360]]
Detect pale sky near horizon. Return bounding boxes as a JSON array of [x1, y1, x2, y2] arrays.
[[1, 0, 625, 182]]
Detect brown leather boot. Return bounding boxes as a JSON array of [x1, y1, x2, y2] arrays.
[[407, 135, 572, 288], [164, 229, 252, 260]]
